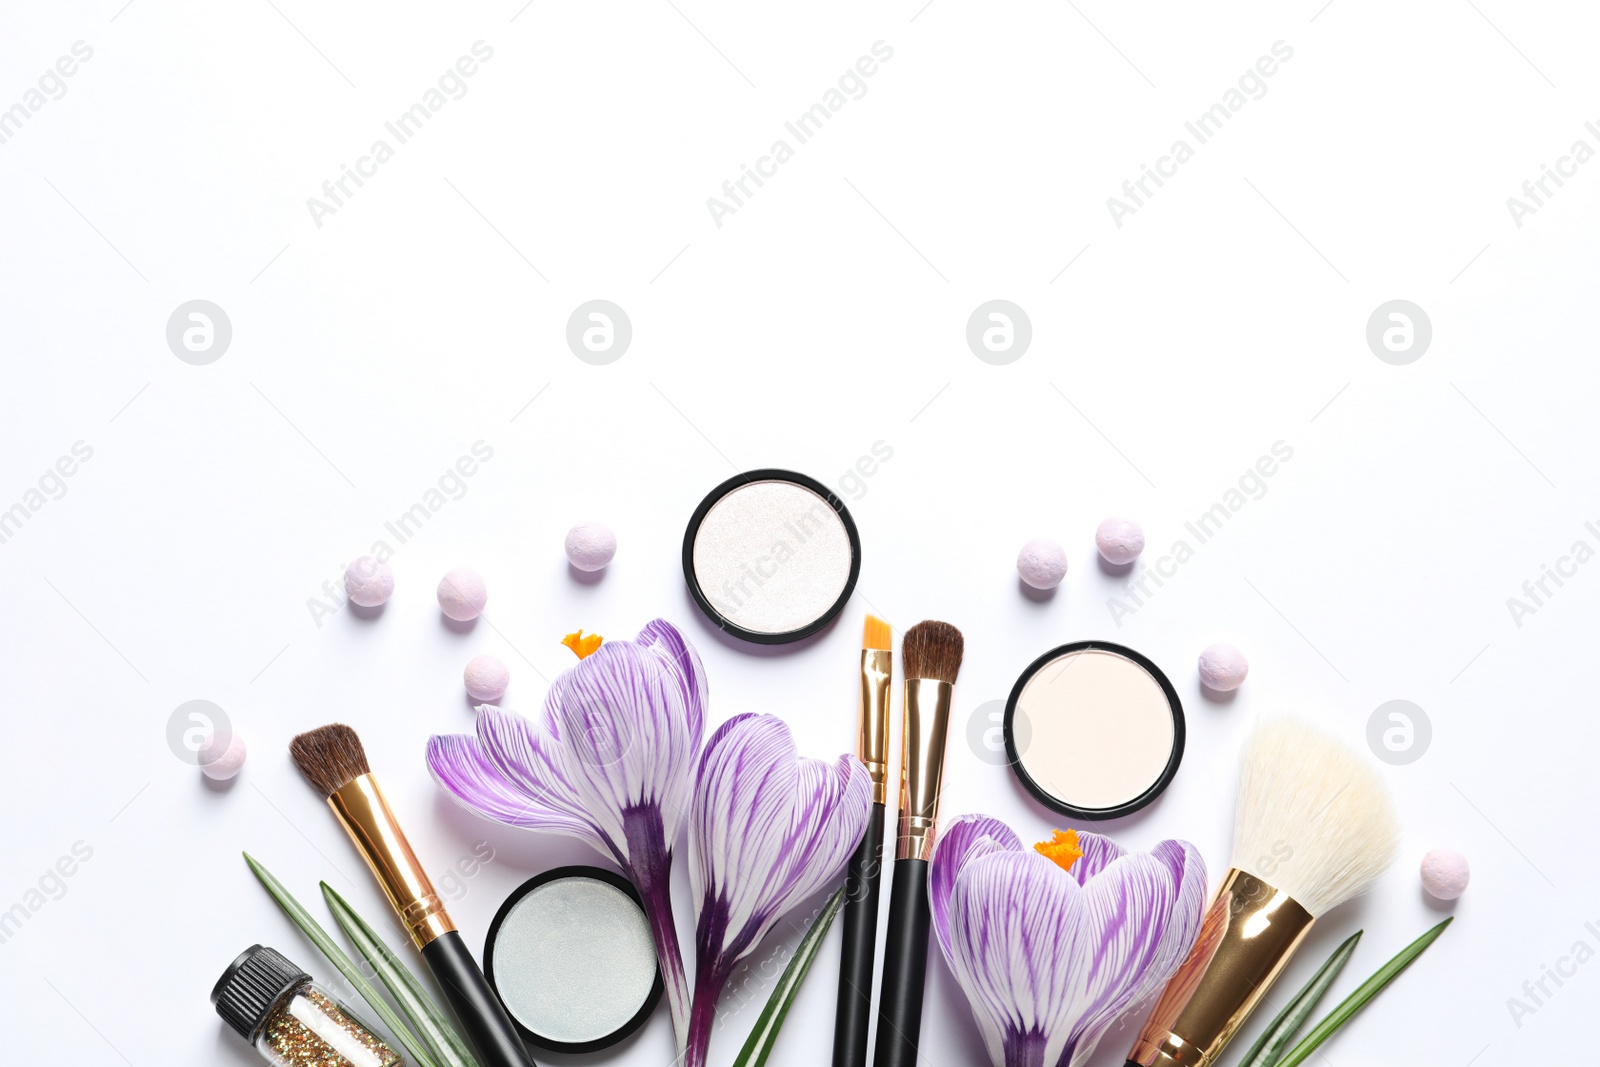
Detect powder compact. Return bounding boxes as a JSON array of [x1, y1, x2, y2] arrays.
[[682, 469, 862, 644], [483, 866, 663, 1053], [1004, 641, 1185, 820]]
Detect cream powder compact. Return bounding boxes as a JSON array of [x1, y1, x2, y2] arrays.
[[483, 867, 663, 1053], [682, 469, 861, 644], [1004, 640, 1185, 820]]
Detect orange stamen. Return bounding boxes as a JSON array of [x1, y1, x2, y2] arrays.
[[1034, 829, 1084, 873], [561, 630, 603, 659]]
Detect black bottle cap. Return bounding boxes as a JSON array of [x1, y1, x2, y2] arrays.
[[211, 945, 308, 1040]]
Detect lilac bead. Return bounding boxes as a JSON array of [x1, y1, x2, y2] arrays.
[[1017, 538, 1068, 590], [463, 654, 509, 702], [1095, 517, 1145, 565], [438, 567, 488, 621], [1198, 643, 1249, 691], [565, 522, 617, 572], [199, 732, 247, 780], [1420, 848, 1470, 900], [344, 556, 394, 607]]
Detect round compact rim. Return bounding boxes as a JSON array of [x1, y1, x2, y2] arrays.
[[681, 468, 862, 645], [482, 865, 664, 1054], [1003, 640, 1186, 821]]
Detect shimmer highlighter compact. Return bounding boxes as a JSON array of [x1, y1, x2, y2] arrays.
[[1004, 641, 1185, 820], [483, 867, 663, 1053], [682, 469, 861, 644]]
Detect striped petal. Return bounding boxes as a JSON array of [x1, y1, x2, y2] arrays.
[[539, 618, 706, 847], [684, 713, 871, 1067], [636, 617, 709, 742], [931, 814, 1022, 961], [425, 731, 593, 842], [1068, 830, 1128, 884], [928, 813, 1207, 1067], [1056, 839, 1208, 1067]]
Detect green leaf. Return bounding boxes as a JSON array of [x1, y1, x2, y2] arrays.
[[322, 882, 483, 1067], [731, 886, 846, 1067], [243, 852, 443, 1067], [1272, 918, 1452, 1067], [1234, 930, 1362, 1067]]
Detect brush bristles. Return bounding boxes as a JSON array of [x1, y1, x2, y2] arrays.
[[1232, 718, 1399, 917], [863, 614, 893, 652], [901, 620, 963, 684], [289, 724, 371, 798]]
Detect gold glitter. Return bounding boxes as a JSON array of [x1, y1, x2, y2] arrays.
[[258, 988, 401, 1067]]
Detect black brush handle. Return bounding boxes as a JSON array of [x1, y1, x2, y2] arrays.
[[872, 856, 931, 1067], [422, 930, 538, 1067], [832, 801, 886, 1067]]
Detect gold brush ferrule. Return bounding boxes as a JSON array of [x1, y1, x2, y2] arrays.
[[1127, 869, 1315, 1067], [327, 774, 456, 950], [896, 677, 953, 862], [858, 649, 893, 804]]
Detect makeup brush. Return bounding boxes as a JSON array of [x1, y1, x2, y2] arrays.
[[833, 614, 893, 1067], [1125, 717, 1399, 1067], [290, 725, 538, 1067], [873, 620, 963, 1067]]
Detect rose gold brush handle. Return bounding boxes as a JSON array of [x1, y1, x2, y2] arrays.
[[1126, 869, 1315, 1067]]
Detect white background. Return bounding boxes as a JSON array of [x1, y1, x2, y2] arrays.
[[2, 1, 1596, 1065]]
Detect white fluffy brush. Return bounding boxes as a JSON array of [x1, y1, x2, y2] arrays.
[[1231, 717, 1400, 916]]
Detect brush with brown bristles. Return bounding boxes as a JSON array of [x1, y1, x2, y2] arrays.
[[290, 724, 537, 1067], [833, 615, 895, 1067], [1124, 717, 1400, 1067], [872, 620, 964, 1067]]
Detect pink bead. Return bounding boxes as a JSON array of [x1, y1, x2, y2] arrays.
[[1420, 848, 1470, 900], [1198, 643, 1249, 691], [1095, 517, 1145, 565], [345, 556, 394, 607], [463, 654, 509, 701], [1017, 538, 1068, 589], [199, 732, 247, 780], [565, 522, 617, 572], [437, 567, 488, 621]]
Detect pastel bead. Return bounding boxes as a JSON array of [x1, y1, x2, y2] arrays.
[[463, 654, 509, 702], [565, 522, 617, 572], [199, 732, 247, 780], [1017, 538, 1068, 590], [1096, 517, 1145, 565], [437, 567, 488, 621], [344, 556, 394, 607], [1420, 848, 1470, 900], [1198, 643, 1249, 691]]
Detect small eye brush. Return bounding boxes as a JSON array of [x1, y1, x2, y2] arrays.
[[832, 614, 893, 1067]]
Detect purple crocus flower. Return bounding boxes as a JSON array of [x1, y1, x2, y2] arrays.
[[929, 814, 1207, 1067], [425, 619, 705, 1049], [684, 713, 871, 1067]]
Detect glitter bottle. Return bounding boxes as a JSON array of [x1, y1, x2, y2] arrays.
[[213, 944, 404, 1067]]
